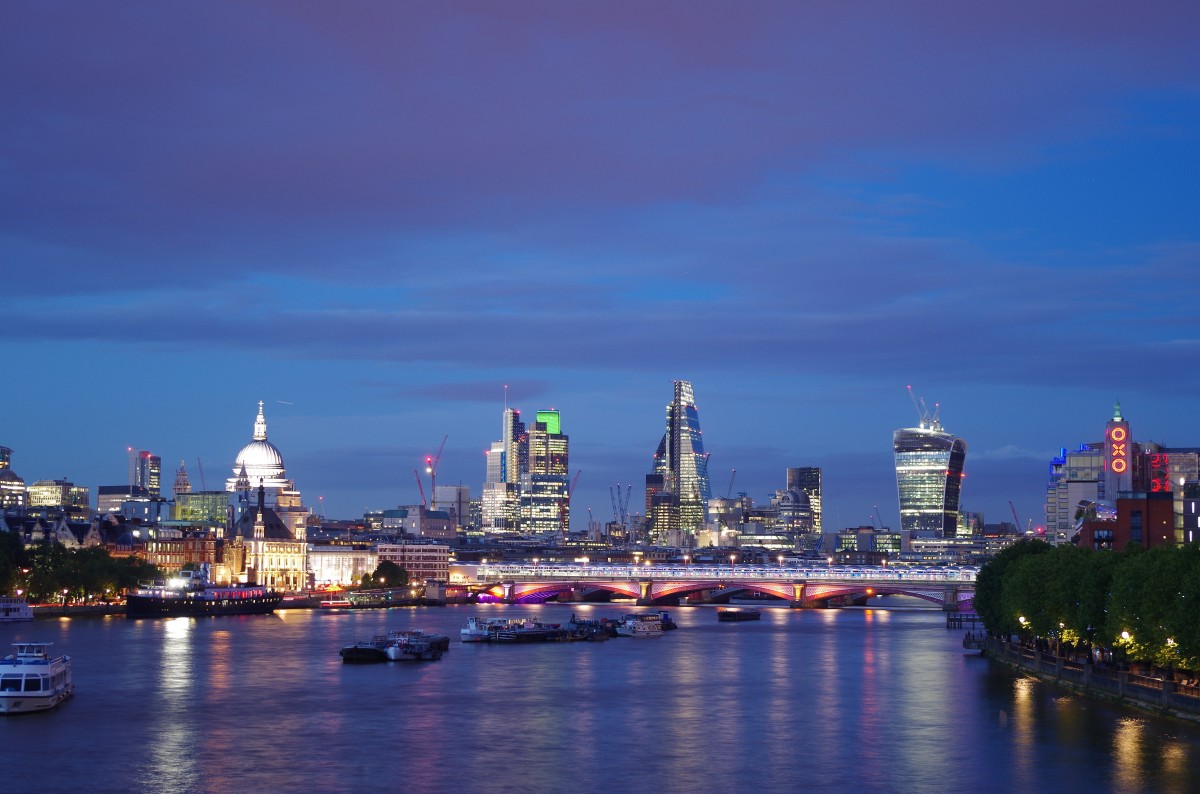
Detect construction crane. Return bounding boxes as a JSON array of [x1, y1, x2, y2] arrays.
[[1009, 501, 1022, 532], [195, 458, 208, 491], [874, 505, 884, 529], [424, 435, 448, 509], [414, 469, 428, 510], [569, 470, 582, 496], [726, 468, 737, 499]]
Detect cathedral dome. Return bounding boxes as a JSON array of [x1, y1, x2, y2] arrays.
[[227, 401, 288, 490], [235, 439, 284, 472]]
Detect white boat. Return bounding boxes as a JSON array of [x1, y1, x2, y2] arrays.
[[615, 613, 665, 637], [460, 616, 521, 643], [385, 634, 442, 661], [0, 642, 73, 714], [0, 597, 33, 622]]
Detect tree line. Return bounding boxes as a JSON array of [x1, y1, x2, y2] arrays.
[[1, 533, 161, 603], [974, 540, 1200, 670]]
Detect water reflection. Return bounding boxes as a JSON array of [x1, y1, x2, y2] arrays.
[[142, 618, 199, 792], [5, 606, 1200, 793]]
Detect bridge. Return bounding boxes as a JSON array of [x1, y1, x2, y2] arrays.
[[472, 562, 977, 611]]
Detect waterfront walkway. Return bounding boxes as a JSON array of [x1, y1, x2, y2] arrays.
[[986, 636, 1200, 723]]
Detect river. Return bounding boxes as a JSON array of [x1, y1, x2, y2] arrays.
[[3, 603, 1198, 793]]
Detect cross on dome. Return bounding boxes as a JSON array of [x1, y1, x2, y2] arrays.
[[253, 400, 268, 441]]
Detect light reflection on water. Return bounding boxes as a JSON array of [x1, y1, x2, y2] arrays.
[[2, 605, 1200, 793]]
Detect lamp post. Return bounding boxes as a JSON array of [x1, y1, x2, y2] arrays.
[[729, 554, 737, 571], [778, 554, 784, 570]]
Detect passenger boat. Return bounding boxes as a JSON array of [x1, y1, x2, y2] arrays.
[[126, 565, 282, 618], [615, 613, 665, 637], [319, 598, 353, 609], [384, 634, 443, 661], [0, 642, 73, 714], [717, 607, 761, 622], [460, 616, 518, 643], [0, 597, 33, 622]]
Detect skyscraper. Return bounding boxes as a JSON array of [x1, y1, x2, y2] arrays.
[[894, 406, 966, 537], [786, 467, 823, 534], [519, 410, 571, 535], [129, 449, 162, 497], [646, 380, 711, 544]]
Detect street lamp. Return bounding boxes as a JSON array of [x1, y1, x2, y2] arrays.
[[778, 555, 784, 569], [683, 555, 690, 568], [729, 554, 737, 571]]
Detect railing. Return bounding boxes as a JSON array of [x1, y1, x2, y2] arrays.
[[986, 637, 1200, 718], [476, 563, 977, 583]]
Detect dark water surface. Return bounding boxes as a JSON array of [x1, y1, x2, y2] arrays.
[[3, 604, 1199, 793]]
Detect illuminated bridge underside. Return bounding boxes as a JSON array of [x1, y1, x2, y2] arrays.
[[482, 579, 973, 609]]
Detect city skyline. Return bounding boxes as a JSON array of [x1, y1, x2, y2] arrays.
[[3, 3, 1198, 530]]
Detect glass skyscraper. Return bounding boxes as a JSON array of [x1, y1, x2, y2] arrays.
[[893, 418, 966, 537], [647, 380, 711, 544]]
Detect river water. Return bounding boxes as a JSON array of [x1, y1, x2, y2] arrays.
[[3, 603, 1198, 793]]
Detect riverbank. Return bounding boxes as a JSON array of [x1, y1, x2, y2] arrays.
[[984, 636, 1200, 723]]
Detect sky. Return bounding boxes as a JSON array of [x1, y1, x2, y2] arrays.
[[3, 2, 1198, 533]]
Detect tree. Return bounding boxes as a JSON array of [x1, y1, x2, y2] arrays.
[[974, 539, 1051, 635]]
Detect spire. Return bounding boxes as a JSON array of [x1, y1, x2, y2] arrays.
[[236, 463, 250, 491], [253, 400, 268, 441], [1113, 400, 1123, 421]]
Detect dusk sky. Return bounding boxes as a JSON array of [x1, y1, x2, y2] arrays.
[[3, 3, 1198, 533]]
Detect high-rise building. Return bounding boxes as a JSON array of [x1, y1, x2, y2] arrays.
[[519, 410, 570, 535], [785, 467, 823, 534], [128, 449, 162, 497], [0, 446, 26, 511], [646, 380, 711, 544], [894, 407, 966, 538]]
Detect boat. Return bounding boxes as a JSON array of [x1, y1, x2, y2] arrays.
[[0, 642, 73, 714], [717, 607, 761, 622], [615, 613, 665, 637], [385, 629, 450, 653], [385, 634, 443, 661], [126, 565, 282, 618], [338, 638, 389, 663], [461, 616, 519, 643], [0, 597, 33, 622], [319, 598, 353, 609], [491, 621, 566, 643]]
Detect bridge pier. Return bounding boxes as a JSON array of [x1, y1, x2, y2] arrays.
[[943, 585, 960, 612]]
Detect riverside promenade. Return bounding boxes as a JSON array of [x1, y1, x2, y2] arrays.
[[985, 636, 1200, 723]]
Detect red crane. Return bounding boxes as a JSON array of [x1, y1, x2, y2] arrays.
[[424, 435, 448, 509]]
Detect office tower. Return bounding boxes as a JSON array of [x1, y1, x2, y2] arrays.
[[128, 449, 162, 497], [519, 410, 570, 535], [27, 479, 91, 518], [433, 484, 472, 530], [481, 406, 526, 533], [0, 446, 27, 511], [647, 380, 711, 544], [786, 467, 823, 534], [894, 406, 966, 537]]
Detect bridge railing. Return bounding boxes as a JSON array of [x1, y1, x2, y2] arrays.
[[475, 563, 977, 583]]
